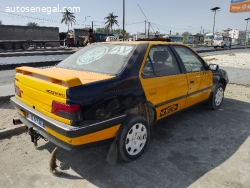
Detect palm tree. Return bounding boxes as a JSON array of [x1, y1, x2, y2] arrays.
[[27, 22, 39, 26], [104, 12, 119, 32], [61, 9, 76, 31]]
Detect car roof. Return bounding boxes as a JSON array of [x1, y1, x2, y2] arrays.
[[103, 38, 185, 46]]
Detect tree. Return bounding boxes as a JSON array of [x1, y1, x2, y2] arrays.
[[195, 33, 203, 36], [61, 9, 76, 31], [104, 12, 119, 32], [0, 20, 2, 25], [182, 31, 192, 36], [27, 22, 39, 27]]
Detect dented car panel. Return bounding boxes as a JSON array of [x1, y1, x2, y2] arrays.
[[11, 40, 229, 151]]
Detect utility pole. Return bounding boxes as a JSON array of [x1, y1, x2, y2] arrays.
[[145, 20, 147, 38], [211, 7, 220, 36], [148, 22, 150, 38], [170, 30, 171, 36], [200, 26, 202, 34], [92, 21, 93, 31], [245, 18, 250, 44], [123, 0, 125, 41]]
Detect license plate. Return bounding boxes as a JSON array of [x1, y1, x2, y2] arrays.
[[27, 113, 45, 129]]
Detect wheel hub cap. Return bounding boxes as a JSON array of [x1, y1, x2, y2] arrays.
[[215, 87, 224, 106], [125, 123, 147, 155]]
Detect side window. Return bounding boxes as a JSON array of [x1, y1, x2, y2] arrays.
[[173, 45, 206, 73], [142, 45, 180, 78]]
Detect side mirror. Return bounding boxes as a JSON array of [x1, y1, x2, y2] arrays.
[[209, 64, 219, 71]]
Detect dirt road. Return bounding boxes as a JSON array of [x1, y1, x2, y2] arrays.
[[1, 84, 250, 188]]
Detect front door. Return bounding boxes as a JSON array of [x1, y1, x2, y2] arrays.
[[171, 45, 213, 107], [139, 44, 188, 120]]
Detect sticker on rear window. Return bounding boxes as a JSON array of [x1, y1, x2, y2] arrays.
[[108, 46, 133, 56], [76, 46, 109, 65]]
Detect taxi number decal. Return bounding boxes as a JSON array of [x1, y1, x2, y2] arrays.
[[160, 104, 178, 117], [108, 46, 133, 56]]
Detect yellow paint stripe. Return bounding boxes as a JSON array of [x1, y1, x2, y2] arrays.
[[46, 125, 121, 146], [14, 106, 26, 117]]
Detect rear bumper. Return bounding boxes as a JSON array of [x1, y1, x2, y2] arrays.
[[11, 97, 126, 151]]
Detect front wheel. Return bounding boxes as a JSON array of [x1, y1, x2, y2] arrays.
[[117, 115, 150, 161], [209, 83, 224, 110]]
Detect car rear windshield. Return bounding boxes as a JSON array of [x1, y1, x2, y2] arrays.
[[57, 43, 136, 75]]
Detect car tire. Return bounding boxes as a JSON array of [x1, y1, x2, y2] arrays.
[[22, 43, 30, 50], [209, 83, 224, 110], [3, 43, 12, 50], [14, 43, 21, 49], [117, 115, 150, 161]]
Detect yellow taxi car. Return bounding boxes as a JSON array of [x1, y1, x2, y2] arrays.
[[11, 39, 228, 162]]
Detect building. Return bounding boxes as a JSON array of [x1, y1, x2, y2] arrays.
[[229, 29, 246, 45]]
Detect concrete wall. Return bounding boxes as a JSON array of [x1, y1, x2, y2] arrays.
[[221, 66, 250, 86], [0, 25, 59, 41]]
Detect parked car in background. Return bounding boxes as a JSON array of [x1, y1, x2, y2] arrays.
[[11, 39, 228, 162], [106, 36, 119, 42]]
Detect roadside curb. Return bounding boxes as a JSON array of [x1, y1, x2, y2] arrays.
[[196, 46, 250, 53], [0, 124, 26, 138], [0, 50, 75, 58], [0, 60, 61, 71], [0, 95, 14, 102]]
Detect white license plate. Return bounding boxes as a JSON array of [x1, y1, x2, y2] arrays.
[[27, 113, 45, 129]]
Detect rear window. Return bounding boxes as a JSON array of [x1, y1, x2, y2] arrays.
[[57, 43, 136, 75]]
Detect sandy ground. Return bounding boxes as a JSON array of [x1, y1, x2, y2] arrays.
[[0, 83, 250, 187], [203, 52, 250, 69], [0, 100, 18, 131]]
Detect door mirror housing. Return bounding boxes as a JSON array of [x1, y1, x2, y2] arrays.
[[209, 64, 219, 71]]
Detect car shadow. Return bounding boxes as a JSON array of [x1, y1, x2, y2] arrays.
[[37, 97, 250, 187]]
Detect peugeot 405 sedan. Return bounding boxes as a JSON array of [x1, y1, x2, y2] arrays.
[[11, 39, 228, 162]]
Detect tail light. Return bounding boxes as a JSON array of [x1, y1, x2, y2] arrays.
[[52, 101, 81, 121], [14, 84, 21, 97]]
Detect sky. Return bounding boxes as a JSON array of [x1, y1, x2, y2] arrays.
[[0, 0, 250, 35]]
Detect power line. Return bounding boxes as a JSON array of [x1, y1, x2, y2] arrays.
[[137, 4, 155, 33]]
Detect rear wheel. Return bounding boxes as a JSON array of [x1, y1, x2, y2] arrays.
[[209, 83, 224, 110], [117, 115, 149, 161]]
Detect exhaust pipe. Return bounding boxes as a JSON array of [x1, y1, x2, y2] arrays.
[[13, 118, 22, 125]]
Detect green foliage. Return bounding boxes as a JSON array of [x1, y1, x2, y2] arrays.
[[104, 12, 119, 31], [182, 31, 192, 36], [228, 53, 235, 56], [195, 33, 204, 36], [61, 9, 76, 31], [27, 22, 39, 27]]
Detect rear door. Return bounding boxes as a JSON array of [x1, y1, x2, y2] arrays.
[[139, 44, 188, 120], [171, 45, 213, 107]]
